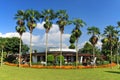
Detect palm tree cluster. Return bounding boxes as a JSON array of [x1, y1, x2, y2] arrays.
[[15, 9, 42, 66], [101, 25, 120, 67], [14, 9, 120, 67], [15, 9, 85, 67]]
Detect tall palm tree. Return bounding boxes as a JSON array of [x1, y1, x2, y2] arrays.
[[72, 18, 86, 66], [103, 25, 117, 68], [56, 10, 69, 67], [117, 21, 120, 68], [25, 9, 41, 66], [87, 26, 100, 58], [41, 9, 56, 66], [15, 10, 26, 67]]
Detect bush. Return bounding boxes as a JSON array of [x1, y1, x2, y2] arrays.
[[56, 55, 64, 64], [32, 62, 41, 65], [5, 55, 17, 63], [47, 54, 55, 66], [103, 61, 110, 65]]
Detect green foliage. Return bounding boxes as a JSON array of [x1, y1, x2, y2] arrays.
[[5, 55, 17, 63], [87, 26, 100, 36], [87, 26, 100, 46], [0, 37, 29, 54], [47, 54, 55, 64], [69, 18, 86, 50], [80, 42, 93, 53], [25, 9, 41, 32], [89, 36, 98, 46], [69, 35, 76, 43], [101, 25, 119, 56], [56, 55, 64, 64], [56, 10, 69, 33], [69, 43, 75, 49]]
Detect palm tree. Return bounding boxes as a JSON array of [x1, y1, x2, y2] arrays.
[[87, 26, 100, 58], [56, 10, 69, 67], [15, 10, 26, 67], [117, 21, 120, 68], [25, 9, 41, 66], [41, 9, 56, 66], [72, 18, 86, 66], [103, 25, 117, 68]]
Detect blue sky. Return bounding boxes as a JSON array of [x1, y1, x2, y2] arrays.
[[1, 0, 120, 51]]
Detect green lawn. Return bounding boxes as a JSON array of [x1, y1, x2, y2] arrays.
[[0, 65, 120, 80]]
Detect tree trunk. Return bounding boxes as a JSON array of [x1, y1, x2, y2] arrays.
[[92, 45, 95, 67], [1, 48, 3, 66], [76, 39, 78, 67], [116, 42, 119, 68], [18, 35, 22, 67], [60, 32, 63, 67], [45, 33, 48, 66], [93, 45, 95, 58], [110, 46, 112, 68], [29, 31, 32, 67]]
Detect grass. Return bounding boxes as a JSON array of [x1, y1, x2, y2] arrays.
[[0, 65, 120, 80]]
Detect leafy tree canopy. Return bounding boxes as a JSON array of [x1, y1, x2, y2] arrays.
[[0, 37, 29, 54]]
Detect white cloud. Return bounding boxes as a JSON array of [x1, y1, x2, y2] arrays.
[[0, 32, 19, 38], [0, 23, 71, 51], [96, 40, 102, 48], [37, 22, 71, 48], [36, 22, 45, 30], [0, 32, 40, 46], [22, 32, 40, 46], [78, 41, 88, 48]]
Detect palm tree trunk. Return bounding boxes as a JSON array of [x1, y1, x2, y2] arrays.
[[18, 35, 22, 67], [93, 45, 95, 58], [76, 39, 78, 67], [45, 33, 48, 66], [29, 31, 32, 67], [1, 48, 3, 66], [92, 45, 95, 67], [116, 43, 119, 68], [110, 46, 112, 68], [60, 32, 63, 67]]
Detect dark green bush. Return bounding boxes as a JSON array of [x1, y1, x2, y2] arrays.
[[5, 55, 17, 63]]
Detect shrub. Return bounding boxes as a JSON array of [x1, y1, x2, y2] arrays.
[[56, 55, 64, 64], [5, 55, 17, 63], [47, 54, 55, 65], [102, 60, 110, 65]]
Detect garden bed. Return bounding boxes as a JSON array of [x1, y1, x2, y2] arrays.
[[4, 62, 117, 69]]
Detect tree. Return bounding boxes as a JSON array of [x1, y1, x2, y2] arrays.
[[80, 42, 93, 54], [15, 10, 26, 67], [71, 18, 86, 66], [56, 10, 69, 67], [87, 26, 100, 58], [102, 25, 118, 67], [1, 37, 29, 54], [41, 9, 56, 66], [25, 9, 41, 66], [0, 38, 7, 66]]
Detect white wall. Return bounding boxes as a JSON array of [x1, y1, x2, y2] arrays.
[[32, 55, 37, 63]]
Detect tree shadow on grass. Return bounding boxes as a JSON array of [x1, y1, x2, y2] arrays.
[[105, 71, 120, 74]]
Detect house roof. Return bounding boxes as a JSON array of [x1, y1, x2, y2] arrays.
[[48, 48, 76, 52]]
